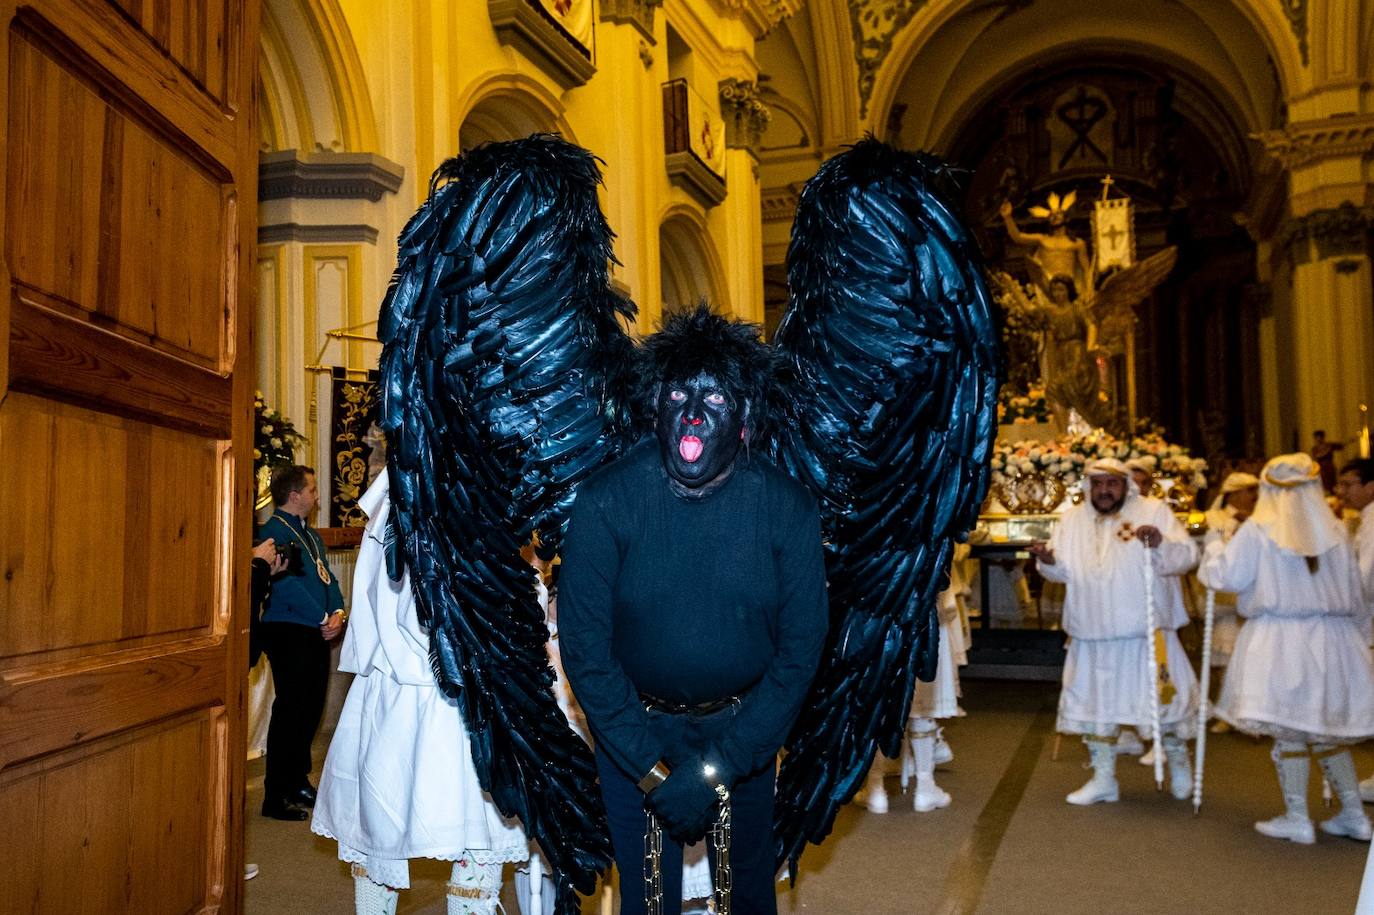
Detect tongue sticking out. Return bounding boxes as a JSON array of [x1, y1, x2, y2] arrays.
[[679, 435, 704, 463]]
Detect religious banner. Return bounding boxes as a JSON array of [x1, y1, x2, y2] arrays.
[[1092, 196, 1135, 273], [329, 368, 383, 528], [686, 81, 726, 177], [534, 0, 593, 53]]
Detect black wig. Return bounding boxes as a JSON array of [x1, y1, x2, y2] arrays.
[[634, 301, 778, 442]]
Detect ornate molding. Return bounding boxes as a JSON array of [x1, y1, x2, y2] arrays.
[[259, 151, 405, 202], [850, 0, 931, 118], [599, 0, 661, 44], [761, 185, 800, 223], [719, 78, 771, 153], [707, 0, 800, 37], [1281, 0, 1309, 66], [488, 0, 595, 90], [1256, 114, 1374, 170], [665, 151, 727, 208], [1277, 201, 1374, 263], [257, 223, 380, 245]]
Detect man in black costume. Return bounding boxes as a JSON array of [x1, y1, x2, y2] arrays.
[[559, 305, 829, 915]]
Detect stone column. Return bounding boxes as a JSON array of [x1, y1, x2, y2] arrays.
[[719, 78, 770, 323], [1258, 115, 1374, 454]]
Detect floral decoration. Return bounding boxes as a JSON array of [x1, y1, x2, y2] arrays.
[[254, 391, 306, 478]]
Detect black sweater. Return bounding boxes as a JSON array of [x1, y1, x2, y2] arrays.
[[558, 439, 828, 783]]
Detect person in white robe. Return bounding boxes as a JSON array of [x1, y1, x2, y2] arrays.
[[1199, 453, 1374, 845], [1030, 458, 1199, 805], [1202, 472, 1260, 671], [862, 581, 965, 814], [1198, 472, 1261, 737], [1125, 456, 1157, 500], [311, 475, 530, 915]]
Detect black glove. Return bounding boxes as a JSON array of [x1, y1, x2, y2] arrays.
[[646, 756, 721, 844]]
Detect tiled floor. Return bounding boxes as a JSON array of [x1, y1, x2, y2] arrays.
[[245, 679, 1373, 914]]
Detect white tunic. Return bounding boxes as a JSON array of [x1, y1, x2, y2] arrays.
[[909, 588, 963, 719], [311, 476, 528, 888], [1201, 506, 1244, 664], [1199, 521, 1374, 744], [1037, 495, 1199, 736]]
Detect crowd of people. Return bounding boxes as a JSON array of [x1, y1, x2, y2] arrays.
[[1024, 451, 1374, 848], [244, 440, 1374, 913]]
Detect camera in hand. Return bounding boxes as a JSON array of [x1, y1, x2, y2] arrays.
[[275, 541, 305, 576]]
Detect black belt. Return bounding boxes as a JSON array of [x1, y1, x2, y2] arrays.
[[640, 692, 741, 716]]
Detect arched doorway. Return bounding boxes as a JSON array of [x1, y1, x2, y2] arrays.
[[659, 209, 728, 314], [456, 74, 575, 150], [941, 51, 1265, 460]]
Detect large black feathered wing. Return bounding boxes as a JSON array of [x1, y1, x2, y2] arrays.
[[770, 139, 1002, 871], [378, 135, 634, 913]]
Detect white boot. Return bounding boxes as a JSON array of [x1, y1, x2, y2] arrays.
[[448, 858, 502, 915], [911, 720, 951, 812], [353, 865, 400, 915], [1067, 736, 1119, 806], [1115, 729, 1145, 756], [1315, 747, 1374, 841], [1255, 742, 1316, 845], [933, 725, 954, 766], [864, 765, 890, 814], [1163, 736, 1192, 801], [1138, 741, 1158, 766]]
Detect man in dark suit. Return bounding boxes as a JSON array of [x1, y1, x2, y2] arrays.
[[258, 465, 346, 820]]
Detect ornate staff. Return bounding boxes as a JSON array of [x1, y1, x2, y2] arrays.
[[1142, 548, 1165, 790], [1193, 586, 1216, 814]]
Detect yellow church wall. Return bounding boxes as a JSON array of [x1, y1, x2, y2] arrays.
[[258, 0, 785, 503], [258, 0, 1374, 475]]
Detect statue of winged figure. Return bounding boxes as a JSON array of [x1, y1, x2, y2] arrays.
[[997, 191, 1176, 428], [314, 134, 1001, 914]]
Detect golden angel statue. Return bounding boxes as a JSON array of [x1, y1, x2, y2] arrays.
[[997, 189, 1176, 429]]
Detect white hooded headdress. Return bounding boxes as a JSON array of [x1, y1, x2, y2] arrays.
[[1207, 472, 1259, 512], [1247, 453, 1343, 557]]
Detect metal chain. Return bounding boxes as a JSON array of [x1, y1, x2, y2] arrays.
[[709, 785, 731, 915], [644, 784, 731, 915], [644, 810, 663, 915]]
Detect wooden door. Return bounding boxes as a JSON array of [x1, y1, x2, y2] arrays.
[[0, 1, 258, 911]]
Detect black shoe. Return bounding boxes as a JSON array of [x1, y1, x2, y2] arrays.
[[290, 784, 317, 808], [261, 796, 308, 821]]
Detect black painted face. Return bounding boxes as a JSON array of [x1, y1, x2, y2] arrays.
[[654, 371, 747, 490]]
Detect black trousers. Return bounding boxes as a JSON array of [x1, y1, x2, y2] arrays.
[[261, 621, 331, 799], [596, 744, 777, 915]]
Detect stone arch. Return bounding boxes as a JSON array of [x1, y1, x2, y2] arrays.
[[865, 0, 1300, 144], [454, 73, 577, 149], [258, 0, 377, 152], [760, 93, 816, 152], [934, 43, 1256, 189], [659, 207, 728, 313]]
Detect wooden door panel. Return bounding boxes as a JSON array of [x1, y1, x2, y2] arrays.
[[0, 0, 255, 910], [8, 22, 230, 366], [0, 395, 219, 660], [0, 713, 217, 914], [105, 0, 234, 104], [0, 639, 225, 770]]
